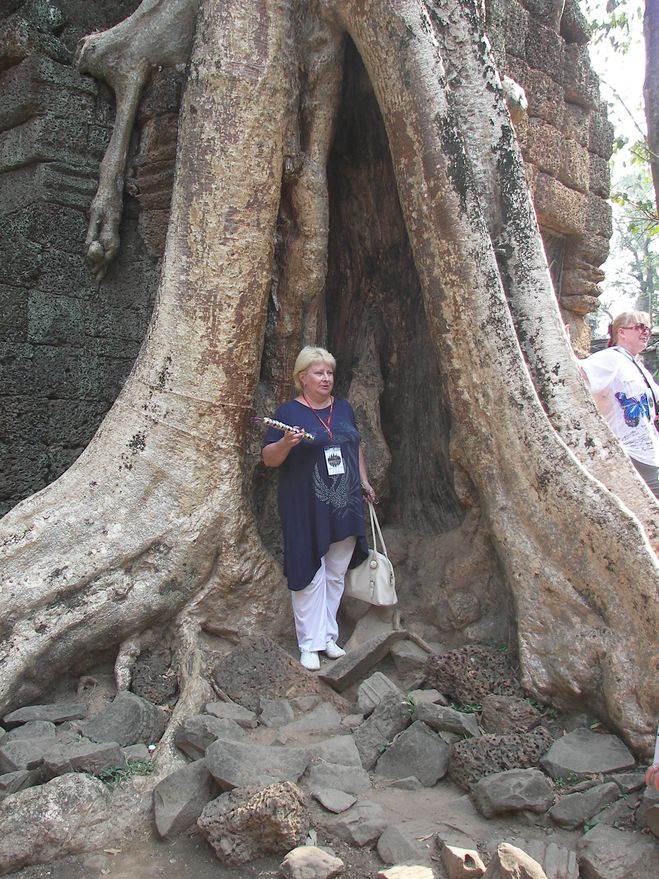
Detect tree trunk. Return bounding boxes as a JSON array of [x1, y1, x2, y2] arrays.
[[0, 0, 657, 758]]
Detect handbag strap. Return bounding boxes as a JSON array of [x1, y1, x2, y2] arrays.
[[614, 347, 658, 415], [367, 501, 389, 559]]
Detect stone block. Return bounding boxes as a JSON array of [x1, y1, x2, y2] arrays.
[[471, 768, 555, 819], [81, 691, 166, 748], [174, 714, 244, 761], [205, 738, 309, 790], [42, 739, 126, 780], [0, 773, 110, 875], [573, 232, 609, 267], [377, 819, 438, 868], [589, 111, 615, 159], [577, 823, 656, 878], [563, 102, 590, 148], [0, 768, 41, 796], [318, 800, 388, 847], [279, 702, 342, 738], [198, 781, 309, 865], [134, 113, 179, 166], [8, 202, 88, 255], [480, 695, 541, 735], [27, 290, 85, 346], [304, 758, 372, 796], [319, 631, 406, 693], [549, 781, 621, 829], [0, 736, 57, 773], [522, 119, 562, 177], [0, 55, 95, 132], [310, 787, 356, 813], [259, 698, 295, 729], [390, 640, 430, 677], [38, 246, 98, 300], [205, 701, 258, 728], [1, 720, 57, 741], [483, 843, 547, 879], [0, 116, 91, 173], [47, 399, 108, 446], [414, 702, 480, 738], [0, 15, 70, 72], [0, 283, 27, 341], [533, 173, 587, 234], [357, 672, 403, 715], [153, 759, 218, 838], [137, 68, 184, 119], [540, 728, 635, 780], [503, 1, 530, 60], [441, 842, 486, 879], [307, 734, 362, 767], [525, 23, 564, 85], [515, 66, 565, 127], [353, 691, 412, 770], [375, 720, 449, 786], [377, 868, 435, 879], [558, 138, 589, 193], [281, 845, 344, 879], [138, 208, 170, 259], [588, 153, 610, 199], [505, 839, 578, 879], [449, 728, 555, 792], [563, 44, 600, 110]]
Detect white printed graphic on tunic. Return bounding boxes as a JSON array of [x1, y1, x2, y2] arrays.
[[313, 464, 362, 517]]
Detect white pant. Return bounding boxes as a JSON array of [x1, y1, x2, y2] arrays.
[[291, 536, 356, 653]]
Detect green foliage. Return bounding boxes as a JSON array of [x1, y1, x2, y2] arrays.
[[95, 759, 154, 787], [583, 0, 642, 52], [404, 694, 417, 716], [450, 701, 482, 715]]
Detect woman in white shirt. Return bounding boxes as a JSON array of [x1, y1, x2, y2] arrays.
[[581, 311, 659, 498]]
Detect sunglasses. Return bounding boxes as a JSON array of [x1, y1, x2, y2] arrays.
[[621, 323, 651, 334]]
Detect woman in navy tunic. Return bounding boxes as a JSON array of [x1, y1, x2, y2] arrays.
[[262, 346, 375, 670]]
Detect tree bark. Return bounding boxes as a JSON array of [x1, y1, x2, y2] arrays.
[[0, 0, 657, 758]]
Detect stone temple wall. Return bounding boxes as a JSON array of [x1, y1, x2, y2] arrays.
[[0, 0, 612, 516]]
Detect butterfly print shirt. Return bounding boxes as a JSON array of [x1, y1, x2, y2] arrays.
[[581, 347, 659, 466]]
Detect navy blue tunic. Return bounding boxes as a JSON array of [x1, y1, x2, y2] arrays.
[[263, 398, 368, 590]]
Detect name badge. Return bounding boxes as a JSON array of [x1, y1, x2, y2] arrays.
[[324, 446, 345, 476]]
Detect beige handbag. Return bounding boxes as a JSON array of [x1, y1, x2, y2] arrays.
[[344, 502, 397, 606]]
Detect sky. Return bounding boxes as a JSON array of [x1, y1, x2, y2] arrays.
[[583, 0, 654, 333]]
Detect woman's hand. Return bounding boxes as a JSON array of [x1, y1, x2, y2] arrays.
[[361, 480, 377, 504], [262, 427, 305, 468]]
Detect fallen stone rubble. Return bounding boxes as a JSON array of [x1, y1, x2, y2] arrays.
[[0, 637, 657, 878]]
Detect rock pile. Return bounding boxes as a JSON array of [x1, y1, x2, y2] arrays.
[[0, 637, 657, 879]]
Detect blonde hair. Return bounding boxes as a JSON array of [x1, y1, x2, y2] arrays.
[[293, 346, 336, 391], [609, 310, 651, 345]]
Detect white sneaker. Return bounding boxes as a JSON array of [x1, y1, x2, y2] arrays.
[[324, 639, 346, 659], [300, 650, 320, 671]]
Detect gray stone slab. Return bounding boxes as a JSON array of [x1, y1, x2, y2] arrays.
[[414, 702, 480, 738], [407, 688, 448, 707], [3, 702, 87, 726], [318, 800, 388, 847], [279, 703, 343, 737], [1, 720, 57, 742], [81, 691, 166, 748], [357, 672, 403, 716], [377, 819, 438, 867], [123, 743, 151, 762], [174, 714, 244, 760], [353, 691, 412, 770], [549, 782, 620, 829], [0, 737, 57, 773], [306, 734, 362, 767], [390, 640, 430, 676], [310, 787, 356, 813], [471, 769, 555, 819], [259, 698, 295, 729], [375, 721, 449, 787], [0, 769, 41, 796], [205, 738, 309, 790], [304, 759, 372, 796], [318, 631, 407, 692], [153, 759, 218, 838], [540, 728, 635, 779], [386, 776, 423, 790], [505, 838, 579, 879], [577, 823, 656, 878], [205, 701, 258, 728], [42, 740, 125, 780]]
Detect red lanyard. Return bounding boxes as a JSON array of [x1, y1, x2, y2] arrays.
[[303, 394, 334, 440]]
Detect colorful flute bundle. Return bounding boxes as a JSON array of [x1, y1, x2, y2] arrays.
[[252, 416, 314, 441]]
